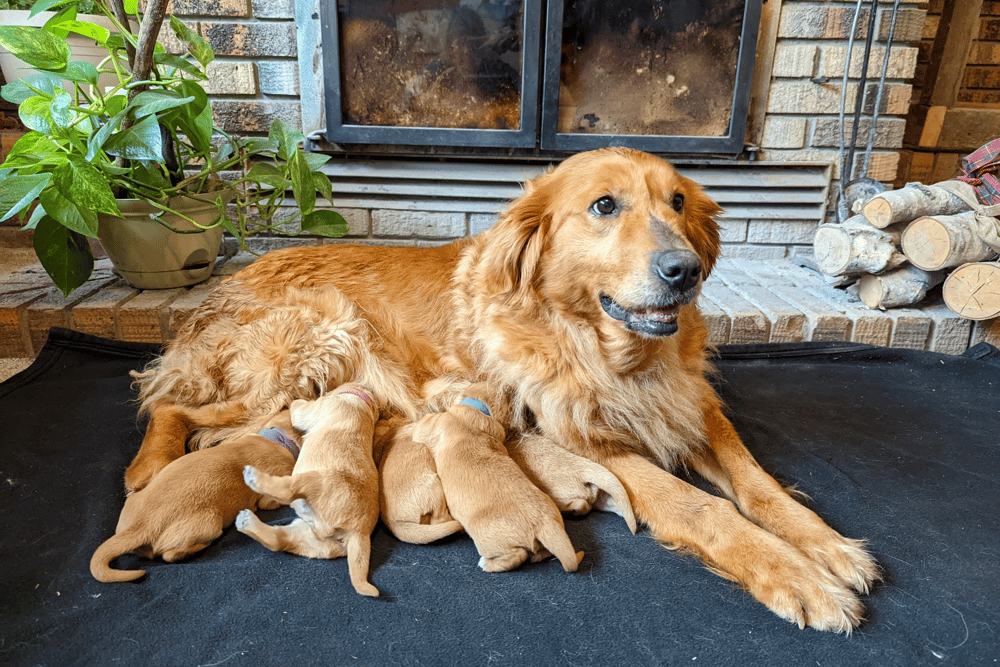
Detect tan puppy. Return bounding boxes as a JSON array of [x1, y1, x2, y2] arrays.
[[90, 407, 300, 582], [507, 433, 638, 534], [236, 383, 381, 597], [412, 389, 584, 573], [376, 417, 463, 544]]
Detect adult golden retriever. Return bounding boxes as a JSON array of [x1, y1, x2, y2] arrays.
[[126, 148, 877, 632]]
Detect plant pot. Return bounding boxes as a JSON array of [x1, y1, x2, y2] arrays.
[[97, 189, 232, 290], [0, 10, 131, 89]]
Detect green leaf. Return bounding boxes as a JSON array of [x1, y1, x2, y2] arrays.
[[242, 137, 280, 155], [268, 118, 304, 162], [32, 213, 94, 297], [52, 159, 121, 217], [103, 114, 163, 162], [0, 173, 50, 222], [303, 152, 330, 171], [313, 172, 333, 204], [0, 26, 70, 71], [18, 95, 56, 133], [123, 0, 138, 14], [38, 186, 99, 238], [246, 162, 291, 189], [153, 52, 206, 79], [25, 203, 47, 230], [85, 110, 124, 161], [28, 0, 79, 17], [49, 89, 72, 127], [41, 6, 76, 39], [2, 132, 64, 169], [1, 73, 58, 104], [130, 163, 172, 191], [301, 209, 348, 238], [104, 93, 127, 117], [128, 90, 197, 119], [288, 149, 315, 216], [169, 15, 214, 67], [62, 61, 100, 86], [56, 20, 111, 45]]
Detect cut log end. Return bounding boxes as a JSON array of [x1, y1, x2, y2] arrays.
[[943, 262, 1000, 320], [862, 198, 893, 229]]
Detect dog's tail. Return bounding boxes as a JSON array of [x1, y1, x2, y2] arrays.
[[90, 532, 148, 583], [387, 518, 463, 544], [537, 521, 585, 573], [584, 465, 638, 534], [345, 531, 379, 597]]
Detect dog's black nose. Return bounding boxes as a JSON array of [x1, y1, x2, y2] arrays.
[[653, 250, 702, 292]]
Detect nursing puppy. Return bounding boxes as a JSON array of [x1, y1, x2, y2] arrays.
[[237, 383, 381, 597], [507, 433, 638, 534], [375, 417, 463, 544], [412, 387, 584, 573], [90, 406, 299, 583]]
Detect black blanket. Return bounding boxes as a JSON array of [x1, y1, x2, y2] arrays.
[[2, 328, 998, 666]]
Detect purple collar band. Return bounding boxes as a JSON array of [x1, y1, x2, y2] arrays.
[[336, 388, 375, 410], [459, 397, 491, 417], [257, 426, 300, 460]]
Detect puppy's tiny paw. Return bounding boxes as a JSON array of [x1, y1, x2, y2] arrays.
[[235, 509, 254, 531], [243, 465, 259, 489], [477, 556, 487, 570]]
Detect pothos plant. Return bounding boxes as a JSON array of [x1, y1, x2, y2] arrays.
[[0, 0, 347, 296]]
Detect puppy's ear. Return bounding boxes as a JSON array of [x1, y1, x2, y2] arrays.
[[479, 170, 553, 297], [681, 179, 722, 278]]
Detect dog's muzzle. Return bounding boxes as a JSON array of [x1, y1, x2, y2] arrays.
[[600, 250, 702, 337], [600, 294, 681, 337]]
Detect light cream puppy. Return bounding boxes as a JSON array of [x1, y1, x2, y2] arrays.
[[91, 406, 299, 582], [507, 433, 638, 533], [412, 387, 584, 573], [237, 383, 381, 597], [376, 417, 463, 544]]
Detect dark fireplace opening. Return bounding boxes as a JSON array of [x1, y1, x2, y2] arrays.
[[319, 0, 761, 157]]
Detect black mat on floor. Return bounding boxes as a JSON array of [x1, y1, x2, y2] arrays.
[[2, 328, 998, 666]]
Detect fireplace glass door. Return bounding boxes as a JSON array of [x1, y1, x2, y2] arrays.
[[322, 0, 541, 147], [540, 0, 760, 153]]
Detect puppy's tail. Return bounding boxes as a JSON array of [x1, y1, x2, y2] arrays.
[[387, 519, 463, 545], [345, 531, 379, 597], [537, 521, 584, 573], [584, 466, 638, 534], [90, 532, 147, 583]]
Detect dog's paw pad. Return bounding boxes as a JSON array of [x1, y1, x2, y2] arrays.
[[477, 556, 487, 570], [243, 465, 259, 488], [235, 509, 254, 531]]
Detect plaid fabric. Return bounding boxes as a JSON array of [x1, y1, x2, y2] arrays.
[[958, 137, 1000, 206]]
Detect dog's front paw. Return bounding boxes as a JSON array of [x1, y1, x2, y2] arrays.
[[123, 455, 172, 494], [243, 465, 261, 492], [795, 529, 880, 595], [742, 536, 865, 634], [235, 509, 254, 531]]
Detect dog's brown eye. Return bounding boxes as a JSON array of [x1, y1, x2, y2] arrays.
[[591, 196, 617, 216], [672, 194, 684, 212]]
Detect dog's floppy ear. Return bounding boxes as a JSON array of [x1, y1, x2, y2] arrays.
[[681, 179, 723, 278], [479, 170, 553, 297]]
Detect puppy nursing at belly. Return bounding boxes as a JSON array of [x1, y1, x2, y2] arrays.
[[237, 383, 382, 597], [413, 385, 584, 573], [90, 405, 300, 583]]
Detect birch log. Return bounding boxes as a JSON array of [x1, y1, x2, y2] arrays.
[[813, 215, 907, 277], [943, 262, 1000, 320], [857, 265, 944, 310], [862, 183, 970, 229], [901, 212, 999, 271]]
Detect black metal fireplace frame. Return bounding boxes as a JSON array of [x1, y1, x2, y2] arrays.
[[319, 0, 762, 155], [320, 0, 542, 148]]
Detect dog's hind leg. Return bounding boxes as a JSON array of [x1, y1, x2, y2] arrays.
[[236, 511, 345, 559], [478, 548, 528, 572], [535, 521, 585, 572], [124, 404, 195, 493], [243, 467, 321, 506]]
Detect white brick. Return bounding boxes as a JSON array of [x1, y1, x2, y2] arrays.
[[470, 213, 497, 235], [811, 117, 905, 149], [761, 116, 807, 149], [336, 208, 370, 237], [818, 45, 919, 80], [722, 245, 789, 261], [257, 61, 299, 96], [372, 210, 465, 238], [717, 219, 748, 243], [771, 43, 817, 78], [201, 62, 257, 95]]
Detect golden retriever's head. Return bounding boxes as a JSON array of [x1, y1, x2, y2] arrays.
[[482, 148, 721, 338]]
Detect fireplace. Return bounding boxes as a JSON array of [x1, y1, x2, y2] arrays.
[[320, 0, 762, 156]]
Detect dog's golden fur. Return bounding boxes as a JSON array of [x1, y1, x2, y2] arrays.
[[91, 404, 298, 582], [127, 148, 877, 631], [236, 384, 382, 597], [412, 386, 584, 572]]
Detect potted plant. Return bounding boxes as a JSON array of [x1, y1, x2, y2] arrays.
[[0, 0, 346, 295]]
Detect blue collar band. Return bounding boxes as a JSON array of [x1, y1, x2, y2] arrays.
[[459, 397, 491, 417], [257, 426, 300, 460]]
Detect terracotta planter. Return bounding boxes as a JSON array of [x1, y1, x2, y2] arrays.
[[97, 190, 232, 290]]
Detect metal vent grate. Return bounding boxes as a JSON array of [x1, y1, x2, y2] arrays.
[[318, 160, 832, 224]]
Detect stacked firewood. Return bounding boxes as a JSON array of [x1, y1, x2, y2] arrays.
[[813, 181, 1000, 320]]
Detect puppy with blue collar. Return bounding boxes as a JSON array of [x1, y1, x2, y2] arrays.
[[413, 384, 584, 573], [90, 404, 300, 583]]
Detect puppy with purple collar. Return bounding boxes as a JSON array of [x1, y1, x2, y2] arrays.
[[237, 383, 382, 597], [413, 385, 584, 573], [90, 405, 300, 583]]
